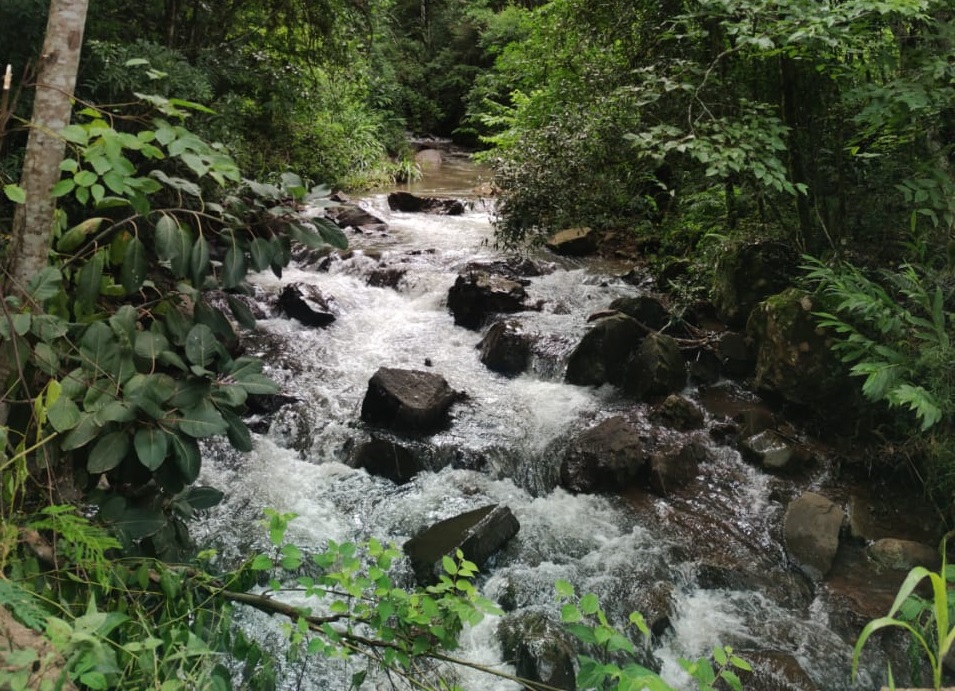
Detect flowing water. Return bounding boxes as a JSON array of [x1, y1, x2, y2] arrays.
[[195, 161, 916, 690]]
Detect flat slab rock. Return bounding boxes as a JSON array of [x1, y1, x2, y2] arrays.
[[403, 504, 520, 585], [360, 367, 462, 434]]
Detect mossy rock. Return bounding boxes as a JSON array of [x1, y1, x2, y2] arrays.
[[712, 241, 799, 326], [747, 288, 844, 405]]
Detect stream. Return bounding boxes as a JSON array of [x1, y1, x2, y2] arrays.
[[195, 154, 931, 690]]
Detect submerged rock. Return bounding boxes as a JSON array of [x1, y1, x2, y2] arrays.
[[478, 320, 533, 376], [560, 417, 645, 493], [348, 437, 426, 484], [498, 612, 576, 691], [867, 538, 939, 572], [360, 367, 462, 434], [447, 271, 527, 329], [415, 148, 443, 170], [387, 191, 465, 215], [783, 492, 844, 579], [278, 283, 337, 327], [545, 227, 597, 256], [403, 504, 520, 585]]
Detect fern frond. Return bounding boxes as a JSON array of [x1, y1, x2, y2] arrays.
[[0, 579, 49, 631], [28, 506, 122, 569]]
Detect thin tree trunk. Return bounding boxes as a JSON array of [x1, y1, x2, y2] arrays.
[[6, 0, 89, 300]]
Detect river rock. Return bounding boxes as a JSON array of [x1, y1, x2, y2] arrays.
[[783, 492, 845, 579], [464, 257, 552, 280], [478, 320, 533, 376], [360, 367, 462, 434], [648, 441, 706, 495], [623, 332, 687, 400], [348, 437, 426, 484], [738, 650, 819, 691], [278, 283, 337, 327], [651, 394, 705, 431], [403, 504, 520, 585], [545, 227, 597, 256], [498, 612, 576, 691], [415, 148, 443, 169], [712, 240, 800, 326], [560, 417, 645, 493], [740, 430, 796, 470], [565, 314, 646, 387], [609, 295, 671, 330], [387, 191, 465, 215], [367, 265, 407, 289], [867, 538, 939, 571], [325, 203, 388, 233], [626, 581, 675, 638], [716, 330, 755, 377], [447, 271, 527, 329], [747, 288, 844, 405]]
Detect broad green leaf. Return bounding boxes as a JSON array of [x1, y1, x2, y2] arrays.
[[74, 170, 97, 187], [121, 237, 148, 294], [135, 331, 169, 362], [27, 267, 62, 303], [249, 237, 273, 272], [177, 400, 228, 438], [222, 244, 247, 289], [93, 401, 136, 425], [580, 592, 600, 615], [47, 396, 82, 432], [2, 184, 25, 203], [170, 433, 201, 482], [182, 485, 224, 510], [75, 251, 105, 315], [79, 322, 119, 374], [113, 508, 165, 540], [134, 427, 169, 471], [87, 431, 131, 473], [226, 295, 257, 329], [190, 235, 211, 285], [314, 218, 349, 250], [60, 124, 89, 145], [56, 217, 107, 252], [185, 324, 217, 366], [235, 373, 280, 395]]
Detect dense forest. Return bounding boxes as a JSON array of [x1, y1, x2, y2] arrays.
[[1, 0, 954, 689]]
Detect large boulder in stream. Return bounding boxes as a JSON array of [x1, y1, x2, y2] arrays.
[[325, 203, 388, 233], [348, 437, 427, 485], [278, 283, 337, 327], [478, 320, 534, 376], [498, 612, 577, 691], [565, 314, 646, 387], [387, 191, 465, 215], [403, 504, 520, 585], [560, 417, 646, 493], [623, 332, 687, 400], [712, 240, 800, 326], [447, 271, 527, 329], [747, 288, 844, 405], [360, 367, 462, 434], [545, 227, 598, 256], [609, 295, 671, 330], [783, 492, 845, 579]]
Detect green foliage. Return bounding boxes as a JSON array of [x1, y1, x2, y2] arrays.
[[804, 257, 953, 432], [853, 533, 954, 690], [554, 579, 751, 691]]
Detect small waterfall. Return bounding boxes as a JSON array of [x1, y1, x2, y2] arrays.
[[196, 186, 893, 690]]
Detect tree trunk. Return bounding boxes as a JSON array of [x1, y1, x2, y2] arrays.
[[5, 0, 89, 300]]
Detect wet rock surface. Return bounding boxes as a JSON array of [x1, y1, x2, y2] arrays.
[[478, 320, 534, 376], [712, 240, 800, 326], [545, 227, 598, 256], [447, 271, 528, 329], [403, 504, 520, 585], [783, 491, 845, 579], [348, 437, 427, 484], [498, 612, 576, 691], [560, 416, 646, 493], [387, 191, 465, 215], [277, 283, 337, 327], [623, 332, 687, 399], [360, 367, 462, 434], [565, 313, 647, 387]]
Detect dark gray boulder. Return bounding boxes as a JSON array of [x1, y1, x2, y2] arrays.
[[648, 441, 706, 496], [783, 492, 844, 579], [623, 332, 687, 399], [478, 321, 533, 376], [403, 504, 520, 585], [565, 314, 647, 387], [447, 271, 527, 330], [360, 367, 462, 434], [650, 394, 705, 431], [545, 227, 598, 256], [387, 191, 465, 215], [348, 437, 426, 484], [609, 295, 671, 330], [325, 203, 388, 233], [560, 417, 646, 493], [716, 330, 755, 377], [498, 612, 576, 691], [278, 283, 337, 327]]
